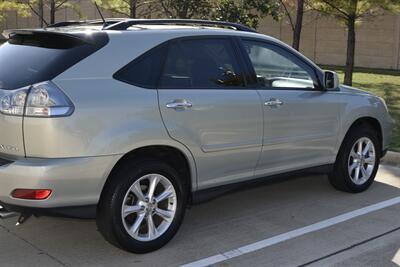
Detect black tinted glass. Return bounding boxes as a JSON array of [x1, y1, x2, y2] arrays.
[[114, 44, 167, 89], [0, 34, 104, 90], [160, 39, 244, 89]]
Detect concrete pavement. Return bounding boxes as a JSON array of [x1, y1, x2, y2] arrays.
[[0, 164, 399, 267]]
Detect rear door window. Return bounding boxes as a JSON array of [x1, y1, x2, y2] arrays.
[[0, 33, 106, 90], [159, 38, 245, 89]]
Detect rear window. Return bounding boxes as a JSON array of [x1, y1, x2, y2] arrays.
[[0, 32, 108, 90]]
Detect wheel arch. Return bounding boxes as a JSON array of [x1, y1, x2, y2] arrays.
[[339, 116, 383, 156], [100, 144, 197, 204]]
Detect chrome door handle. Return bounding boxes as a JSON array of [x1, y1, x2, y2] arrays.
[[264, 98, 284, 107], [166, 99, 193, 109]]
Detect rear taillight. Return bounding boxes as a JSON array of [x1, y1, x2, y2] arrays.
[[11, 189, 52, 200], [0, 81, 74, 117], [0, 87, 27, 116]]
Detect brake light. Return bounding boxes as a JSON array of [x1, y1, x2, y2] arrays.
[[11, 189, 52, 200], [0, 81, 74, 117]]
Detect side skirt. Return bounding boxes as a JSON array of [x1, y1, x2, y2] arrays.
[[191, 164, 334, 205]]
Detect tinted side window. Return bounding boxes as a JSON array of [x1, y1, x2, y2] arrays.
[[159, 39, 245, 89], [114, 44, 167, 89], [242, 40, 317, 90]]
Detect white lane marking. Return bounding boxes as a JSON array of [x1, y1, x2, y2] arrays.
[[393, 248, 400, 265], [181, 196, 400, 267]]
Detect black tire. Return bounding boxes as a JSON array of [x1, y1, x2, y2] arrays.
[[329, 125, 381, 193], [96, 159, 188, 253]]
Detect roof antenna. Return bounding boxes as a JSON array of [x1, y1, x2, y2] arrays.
[[94, 1, 106, 28]]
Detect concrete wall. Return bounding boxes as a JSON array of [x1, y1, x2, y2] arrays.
[[1, 4, 400, 70]]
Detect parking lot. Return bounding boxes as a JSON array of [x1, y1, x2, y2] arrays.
[[1, 164, 399, 267]]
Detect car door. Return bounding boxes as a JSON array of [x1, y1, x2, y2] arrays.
[[157, 37, 264, 190], [239, 39, 342, 176]]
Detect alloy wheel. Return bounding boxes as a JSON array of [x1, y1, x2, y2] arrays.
[[347, 137, 376, 185], [121, 174, 177, 242]]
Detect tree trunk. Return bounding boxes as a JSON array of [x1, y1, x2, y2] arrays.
[[50, 0, 56, 24], [344, 20, 357, 86], [292, 0, 304, 51], [344, 0, 358, 86], [130, 0, 137, 18], [38, 0, 44, 27], [344, 21, 356, 86], [178, 1, 189, 18], [177, 8, 188, 19]]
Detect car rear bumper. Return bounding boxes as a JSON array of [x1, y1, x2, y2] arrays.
[[0, 155, 121, 210]]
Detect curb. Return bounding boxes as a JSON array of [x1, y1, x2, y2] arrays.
[[382, 151, 400, 167]]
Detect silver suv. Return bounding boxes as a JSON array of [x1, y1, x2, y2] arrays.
[[0, 19, 393, 253]]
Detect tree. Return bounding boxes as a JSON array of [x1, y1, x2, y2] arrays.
[[93, 0, 159, 18], [26, 0, 81, 25], [280, 0, 306, 51], [309, 0, 400, 86], [97, 0, 138, 18], [37, 0, 44, 27], [212, 0, 281, 29], [159, 0, 212, 19], [25, 0, 46, 26], [0, 1, 30, 21]]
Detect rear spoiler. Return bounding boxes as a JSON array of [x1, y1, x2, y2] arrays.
[[2, 29, 97, 46], [2, 29, 36, 39]]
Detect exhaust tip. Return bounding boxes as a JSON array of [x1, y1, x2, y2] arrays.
[[0, 205, 18, 219]]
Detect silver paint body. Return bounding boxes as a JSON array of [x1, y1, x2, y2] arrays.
[[0, 27, 393, 208]]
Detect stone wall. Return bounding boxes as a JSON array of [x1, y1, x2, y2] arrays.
[[1, 3, 400, 70]]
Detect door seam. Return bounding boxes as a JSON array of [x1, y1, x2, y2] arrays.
[[156, 89, 199, 191]]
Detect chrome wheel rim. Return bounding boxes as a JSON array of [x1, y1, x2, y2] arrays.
[[348, 137, 376, 185], [121, 174, 177, 242]]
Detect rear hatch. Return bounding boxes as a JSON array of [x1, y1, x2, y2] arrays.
[[0, 29, 108, 158]]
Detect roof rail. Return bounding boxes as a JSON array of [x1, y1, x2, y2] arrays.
[[104, 19, 257, 33], [46, 18, 125, 28]]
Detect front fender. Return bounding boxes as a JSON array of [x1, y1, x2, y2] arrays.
[[337, 92, 393, 154]]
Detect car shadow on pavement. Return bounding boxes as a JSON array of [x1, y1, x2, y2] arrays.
[[0, 170, 399, 267]]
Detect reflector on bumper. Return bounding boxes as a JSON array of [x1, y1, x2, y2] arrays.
[[11, 189, 52, 200]]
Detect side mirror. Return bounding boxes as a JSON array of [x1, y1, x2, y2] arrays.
[[324, 71, 339, 90]]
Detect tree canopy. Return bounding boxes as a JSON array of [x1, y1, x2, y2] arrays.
[[93, 0, 282, 28], [158, 0, 212, 19], [309, 0, 400, 24], [93, 0, 159, 18], [0, 1, 30, 21], [212, 0, 281, 29]]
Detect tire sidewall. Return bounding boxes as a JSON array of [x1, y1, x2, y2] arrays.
[[105, 160, 187, 253], [337, 128, 381, 192]]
